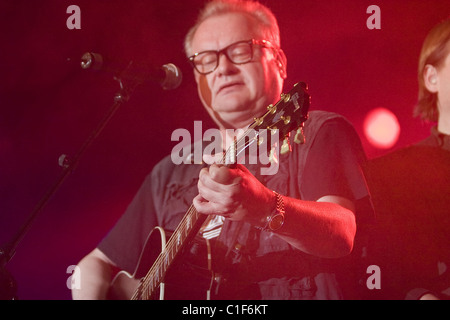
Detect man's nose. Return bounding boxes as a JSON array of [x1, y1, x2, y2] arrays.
[[216, 53, 238, 75]]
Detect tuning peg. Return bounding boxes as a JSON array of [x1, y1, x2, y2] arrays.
[[269, 147, 276, 163], [280, 93, 291, 103], [257, 136, 264, 146], [253, 117, 263, 126], [280, 134, 291, 154], [294, 126, 305, 144], [267, 104, 276, 114], [280, 115, 291, 125]]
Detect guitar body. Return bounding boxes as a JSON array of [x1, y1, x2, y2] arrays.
[[108, 227, 213, 300]]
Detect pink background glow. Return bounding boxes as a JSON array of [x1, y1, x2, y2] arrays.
[[0, 0, 448, 299]]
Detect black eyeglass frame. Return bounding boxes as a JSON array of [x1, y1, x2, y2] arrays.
[[188, 39, 274, 75]]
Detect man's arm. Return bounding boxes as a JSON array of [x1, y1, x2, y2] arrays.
[[71, 248, 116, 300], [275, 194, 356, 258], [193, 164, 357, 259]]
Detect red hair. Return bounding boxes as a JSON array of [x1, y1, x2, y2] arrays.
[[415, 18, 450, 122]]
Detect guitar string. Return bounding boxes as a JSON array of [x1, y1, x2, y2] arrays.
[[131, 137, 244, 299], [132, 204, 201, 299], [132, 132, 274, 299], [132, 108, 287, 299], [132, 88, 310, 299], [132, 131, 275, 299]]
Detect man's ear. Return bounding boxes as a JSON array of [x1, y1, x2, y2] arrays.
[[423, 64, 439, 93], [276, 49, 287, 79]]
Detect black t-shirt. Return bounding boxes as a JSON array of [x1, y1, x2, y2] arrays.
[[98, 110, 373, 299], [364, 128, 450, 299]]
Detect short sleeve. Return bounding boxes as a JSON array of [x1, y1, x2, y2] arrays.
[[301, 117, 374, 224], [97, 171, 158, 274], [97, 155, 204, 274]]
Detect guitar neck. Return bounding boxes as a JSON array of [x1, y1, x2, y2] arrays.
[[132, 205, 207, 299], [131, 82, 310, 300]]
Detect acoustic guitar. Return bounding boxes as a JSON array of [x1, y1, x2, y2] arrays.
[[108, 82, 311, 300]]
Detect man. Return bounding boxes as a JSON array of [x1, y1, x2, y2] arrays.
[[364, 18, 450, 300], [72, 0, 373, 300]]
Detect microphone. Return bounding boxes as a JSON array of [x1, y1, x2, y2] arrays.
[[80, 52, 182, 90]]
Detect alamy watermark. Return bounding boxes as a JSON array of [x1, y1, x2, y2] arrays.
[[66, 5, 81, 30], [171, 121, 280, 176], [66, 265, 81, 290], [66, 5, 380, 31], [65, 263, 381, 291], [366, 5, 381, 30]]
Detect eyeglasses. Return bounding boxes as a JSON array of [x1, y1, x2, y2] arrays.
[[188, 39, 274, 75]]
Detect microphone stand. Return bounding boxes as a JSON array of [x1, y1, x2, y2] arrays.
[[0, 75, 136, 299]]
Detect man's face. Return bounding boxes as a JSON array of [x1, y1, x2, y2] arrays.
[[190, 12, 285, 129]]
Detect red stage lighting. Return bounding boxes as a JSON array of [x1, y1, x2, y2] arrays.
[[364, 108, 400, 149]]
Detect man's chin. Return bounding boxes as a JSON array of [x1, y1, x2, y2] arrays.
[[213, 111, 257, 130], [212, 98, 249, 114]]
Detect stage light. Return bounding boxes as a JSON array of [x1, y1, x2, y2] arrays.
[[363, 107, 400, 149]]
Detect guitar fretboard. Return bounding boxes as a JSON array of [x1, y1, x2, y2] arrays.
[[130, 82, 310, 300], [132, 205, 207, 300]]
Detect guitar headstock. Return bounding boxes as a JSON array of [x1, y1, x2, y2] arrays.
[[222, 82, 310, 165], [251, 82, 310, 152]]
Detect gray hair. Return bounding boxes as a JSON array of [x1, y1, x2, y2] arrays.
[[184, 0, 281, 56]]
